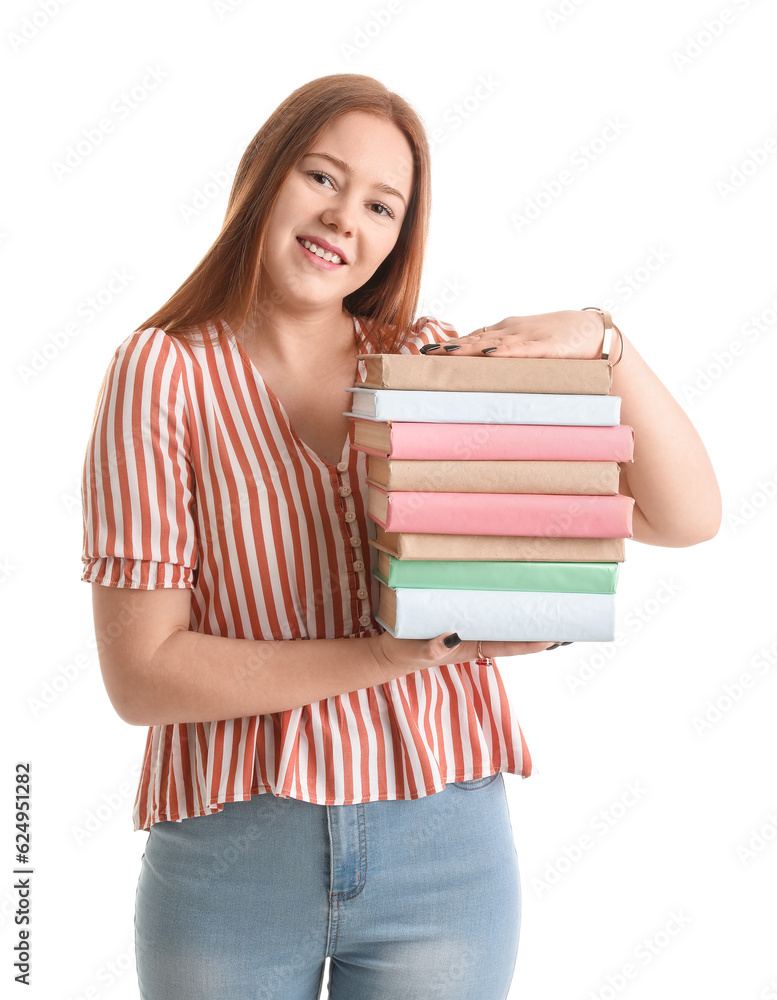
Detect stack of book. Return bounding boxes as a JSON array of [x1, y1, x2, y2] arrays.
[[344, 353, 635, 642]]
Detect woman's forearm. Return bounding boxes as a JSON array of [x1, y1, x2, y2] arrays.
[[129, 629, 393, 726], [612, 330, 721, 546]]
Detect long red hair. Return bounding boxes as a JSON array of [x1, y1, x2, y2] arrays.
[[136, 73, 432, 357]]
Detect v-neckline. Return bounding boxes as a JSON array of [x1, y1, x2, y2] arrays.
[[225, 315, 367, 471]]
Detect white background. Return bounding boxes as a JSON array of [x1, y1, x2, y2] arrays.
[[3, 0, 776, 997]]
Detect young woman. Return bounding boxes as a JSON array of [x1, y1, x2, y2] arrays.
[[81, 74, 720, 999]]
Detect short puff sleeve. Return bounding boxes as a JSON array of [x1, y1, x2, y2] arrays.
[[80, 327, 198, 590], [400, 315, 459, 353]]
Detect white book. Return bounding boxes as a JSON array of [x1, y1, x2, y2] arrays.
[[345, 388, 621, 426], [376, 586, 615, 641]]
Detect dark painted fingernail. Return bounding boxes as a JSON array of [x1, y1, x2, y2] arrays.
[[545, 643, 560, 650], [443, 344, 461, 352], [560, 641, 574, 646], [419, 343, 443, 354], [443, 632, 462, 648], [481, 347, 498, 354]]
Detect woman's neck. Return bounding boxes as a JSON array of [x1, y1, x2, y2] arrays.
[[236, 307, 358, 375]]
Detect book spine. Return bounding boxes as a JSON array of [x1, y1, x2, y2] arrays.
[[377, 584, 615, 641], [347, 390, 621, 426], [376, 422, 636, 461], [360, 354, 613, 394], [377, 558, 619, 594], [373, 490, 634, 538], [368, 459, 620, 495], [369, 530, 627, 561]]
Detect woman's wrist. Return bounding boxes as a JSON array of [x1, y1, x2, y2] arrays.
[[366, 632, 415, 685]]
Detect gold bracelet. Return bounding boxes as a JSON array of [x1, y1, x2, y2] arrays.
[[581, 306, 624, 366]]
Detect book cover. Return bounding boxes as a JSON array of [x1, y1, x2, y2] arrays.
[[369, 530, 627, 562], [344, 388, 621, 426], [357, 353, 613, 394], [375, 582, 615, 641], [350, 419, 635, 461], [367, 487, 635, 538], [365, 456, 620, 495], [373, 550, 619, 593]]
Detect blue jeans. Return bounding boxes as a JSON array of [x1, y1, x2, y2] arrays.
[[134, 773, 521, 999]]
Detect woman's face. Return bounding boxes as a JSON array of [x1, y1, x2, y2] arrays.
[[259, 110, 415, 316]]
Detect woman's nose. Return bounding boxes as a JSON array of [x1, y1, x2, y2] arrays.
[[320, 197, 357, 237]]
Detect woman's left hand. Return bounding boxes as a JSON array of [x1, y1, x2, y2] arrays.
[[439, 310, 609, 360]]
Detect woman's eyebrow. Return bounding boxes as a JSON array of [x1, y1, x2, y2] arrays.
[[301, 151, 407, 208]]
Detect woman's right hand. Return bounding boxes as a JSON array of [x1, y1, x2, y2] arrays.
[[369, 630, 559, 680]]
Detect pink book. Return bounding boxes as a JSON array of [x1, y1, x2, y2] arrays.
[[351, 419, 635, 461], [368, 487, 634, 538]]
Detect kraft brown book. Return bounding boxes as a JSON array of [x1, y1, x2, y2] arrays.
[[369, 524, 626, 562], [357, 353, 613, 394], [365, 455, 621, 495]]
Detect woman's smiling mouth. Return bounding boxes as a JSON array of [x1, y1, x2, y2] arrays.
[[296, 236, 347, 267]]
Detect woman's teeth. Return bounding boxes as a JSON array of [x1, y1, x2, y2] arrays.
[[299, 238, 343, 264]]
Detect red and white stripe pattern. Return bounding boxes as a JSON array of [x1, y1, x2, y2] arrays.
[[81, 315, 533, 831]]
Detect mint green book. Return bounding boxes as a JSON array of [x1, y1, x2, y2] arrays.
[[373, 554, 618, 594]]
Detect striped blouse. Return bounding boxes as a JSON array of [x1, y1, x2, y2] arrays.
[[80, 314, 533, 832]]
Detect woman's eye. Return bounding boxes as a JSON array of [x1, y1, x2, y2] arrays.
[[308, 170, 335, 187], [307, 170, 395, 220]]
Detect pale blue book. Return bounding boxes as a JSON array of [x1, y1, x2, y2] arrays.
[[344, 388, 621, 426], [375, 585, 615, 641]]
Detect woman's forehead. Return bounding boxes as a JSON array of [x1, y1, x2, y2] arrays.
[[304, 113, 414, 196]]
